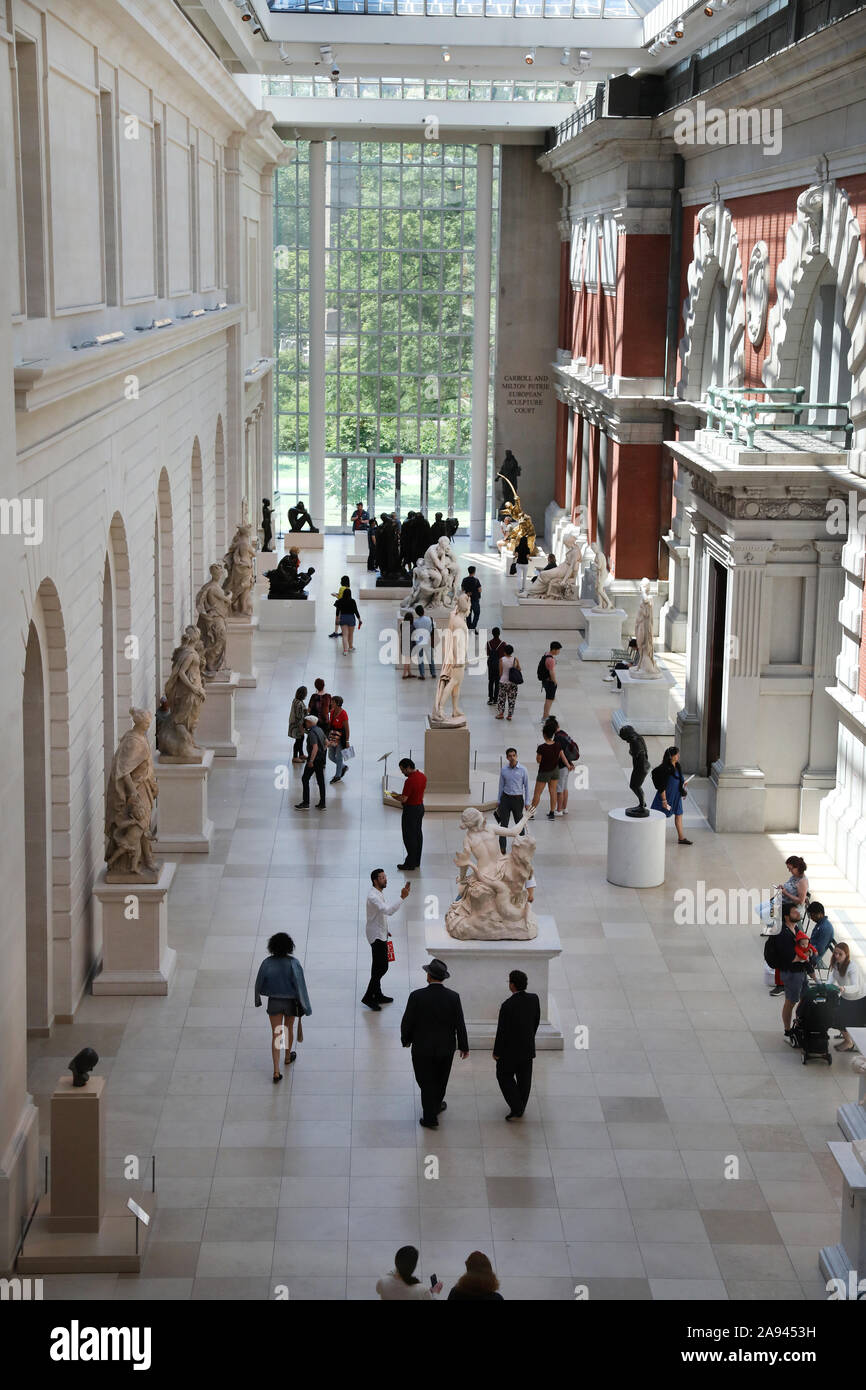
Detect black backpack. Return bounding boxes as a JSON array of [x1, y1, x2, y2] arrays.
[[537, 653, 551, 685], [556, 731, 579, 763], [763, 934, 783, 969]]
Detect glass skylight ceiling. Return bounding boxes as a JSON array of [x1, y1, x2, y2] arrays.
[[268, 0, 639, 16], [265, 74, 593, 98]]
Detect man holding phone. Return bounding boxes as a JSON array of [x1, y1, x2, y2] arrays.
[[363, 870, 410, 1011]]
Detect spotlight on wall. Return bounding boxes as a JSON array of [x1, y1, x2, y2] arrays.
[[673, 17, 685, 36], [251, 21, 262, 33], [524, 47, 536, 65], [278, 42, 293, 64], [560, 47, 571, 66], [240, 5, 252, 20], [704, 4, 714, 13], [441, 45, 451, 62], [578, 49, 592, 63]]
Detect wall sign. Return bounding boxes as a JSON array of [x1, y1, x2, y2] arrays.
[[503, 373, 550, 416]]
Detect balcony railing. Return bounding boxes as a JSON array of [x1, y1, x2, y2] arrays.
[[704, 386, 853, 452], [548, 88, 605, 149]]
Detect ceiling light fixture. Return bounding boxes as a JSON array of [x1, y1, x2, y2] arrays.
[[704, 4, 714, 13], [240, 5, 253, 20], [278, 42, 292, 64], [560, 47, 571, 66], [441, 45, 451, 62], [673, 17, 685, 37], [524, 47, 536, 65], [251, 21, 262, 33]]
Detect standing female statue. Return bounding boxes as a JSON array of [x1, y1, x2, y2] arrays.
[[633, 578, 661, 678], [104, 708, 160, 880], [195, 562, 231, 676], [222, 523, 257, 616], [431, 591, 470, 726]]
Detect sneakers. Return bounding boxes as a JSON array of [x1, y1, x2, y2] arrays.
[[547, 811, 556, 820], [315, 802, 326, 809], [328, 631, 339, 638], [294, 802, 310, 810], [769, 985, 784, 996], [329, 776, 340, 785]]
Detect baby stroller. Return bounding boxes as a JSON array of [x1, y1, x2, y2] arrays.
[[788, 973, 840, 1065]]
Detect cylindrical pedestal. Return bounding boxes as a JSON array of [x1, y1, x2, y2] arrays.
[[47, 1076, 105, 1232], [606, 808, 667, 887]]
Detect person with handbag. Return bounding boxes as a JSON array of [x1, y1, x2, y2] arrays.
[[496, 644, 522, 720], [392, 757, 427, 870], [336, 584, 363, 654], [288, 685, 308, 762], [486, 626, 505, 706], [327, 694, 351, 784], [362, 869, 410, 1011], [650, 746, 692, 845], [514, 534, 531, 594], [253, 933, 312, 1082]]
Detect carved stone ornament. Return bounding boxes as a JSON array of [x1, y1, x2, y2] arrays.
[[686, 469, 838, 521], [746, 241, 769, 347]]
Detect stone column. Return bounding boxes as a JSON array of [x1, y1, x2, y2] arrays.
[[470, 144, 494, 543], [308, 140, 327, 533], [675, 508, 707, 773], [708, 540, 773, 832], [259, 163, 277, 512], [224, 134, 245, 532], [660, 461, 692, 652], [801, 540, 845, 831]]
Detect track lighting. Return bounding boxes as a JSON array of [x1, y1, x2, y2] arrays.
[[704, 4, 714, 13], [251, 21, 262, 33], [524, 47, 535, 65], [673, 17, 685, 36], [240, 5, 252, 20], [441, 45, 451, 62], [560, 47, 571, 66], [578, 49, 592, 63], [278, 42, 292, 64]]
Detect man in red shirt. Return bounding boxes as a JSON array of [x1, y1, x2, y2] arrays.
[[394, 757, 427, 870]]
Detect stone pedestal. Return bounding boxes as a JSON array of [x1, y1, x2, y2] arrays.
[[92, 861, 177, 996], [424, 915, 563, 1049], [611, 668, 677, 736], [838, 1030, 866, 1141], [154, 749, 214, 853], [225, 616, 258, 687], [47, 1076, 104, 1233], [353, 530, 368, 556], [501, 594, 585, 630], [607, 808, 666, 887], [383, 725, 496, 811], [360, 585, 413, 600], [257, 592, 317, 631], [198, 672, 240, 757], [284, 531, 323, 550], [578, 607, 627, 660], [819, 1140, 866, 1293]]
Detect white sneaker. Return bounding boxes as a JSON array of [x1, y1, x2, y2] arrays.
[[554, 811, 563, 817]]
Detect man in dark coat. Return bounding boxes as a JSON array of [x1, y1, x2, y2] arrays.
[[492, 970, 540, 1120], [401, 959, 469, 1128]]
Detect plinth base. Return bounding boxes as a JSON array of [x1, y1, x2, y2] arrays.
[[607, 808, 666, 887], [501, 593, 585, 630], [360, 585, 412, 600], [578, 607, 627, 660], [154, 749, 214, 853], [383, 772, 497, 812], [284, 531, 323, 550], [424, 915, 563, 1049], [611, 668, 676, 736], [225, 616, 258, 687], [257, 592, 317, 631], [92, 861, 177, 995], [198, 672, 240, 757], [17, 1192, 156, 1274]]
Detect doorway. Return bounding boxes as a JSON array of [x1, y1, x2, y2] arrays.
[[23, 622, 51, 1036], [705, 556, 728, 774]]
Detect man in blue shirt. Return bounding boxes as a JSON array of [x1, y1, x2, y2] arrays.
[[496, 747, 531, 854], [805, 901, 835, 969]]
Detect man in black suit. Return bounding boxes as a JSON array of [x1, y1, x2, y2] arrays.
[[400, 959, 469, 1129], [493, 970, 541, 1120]]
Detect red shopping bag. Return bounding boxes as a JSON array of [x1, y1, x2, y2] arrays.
[[386, 937, 395, 963]]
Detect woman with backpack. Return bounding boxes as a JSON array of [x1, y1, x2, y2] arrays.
[[529, 725, 572, 820], [288, 685, 308, 762], [650, 746, 691, 845], [496, 644, 522, 720], [543, 716, 579, 815]]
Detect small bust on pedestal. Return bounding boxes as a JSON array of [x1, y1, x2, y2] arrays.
[[619, 724, 650, 817], [68, 1047, 99, 1088]]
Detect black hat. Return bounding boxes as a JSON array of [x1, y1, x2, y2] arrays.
[[424, 958, 450, 981]]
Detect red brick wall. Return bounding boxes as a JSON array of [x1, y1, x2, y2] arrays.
[[608, 441, 663, 579], [554, 399, 567, 507], [615, 234, 669, 379]]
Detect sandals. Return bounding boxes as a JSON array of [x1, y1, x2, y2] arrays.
[[834, 1042, 856, 1052]]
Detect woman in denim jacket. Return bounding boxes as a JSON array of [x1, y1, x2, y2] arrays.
[[254, 933, 312, 1081]]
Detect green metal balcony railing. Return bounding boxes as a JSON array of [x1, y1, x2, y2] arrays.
[[704, 386, 853, 451]]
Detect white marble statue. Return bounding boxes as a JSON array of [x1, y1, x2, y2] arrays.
[[445, 807, 538, 941], [222, 523, 257, 617], [431, 591, 470, 727], [592, 547, 614, 611], [403, 536, 460, 614], [195, 562, 231, 676], [104, 708, 161, 881], [526, 533, 583, 600], [160, 628, 207, 760], [632, 577, 662, 679]]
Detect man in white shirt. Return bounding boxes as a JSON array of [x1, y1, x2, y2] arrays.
[[363, 868, 410, 1011]]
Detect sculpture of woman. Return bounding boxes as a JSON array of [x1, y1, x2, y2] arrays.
[[404, 536, 460, 613], [593, 548, 614, 611], [445, 807, 538, 941], [222, 523, 257, 616], [633, 578, 661, 678], [195, 562, 231, 676], [160, 629, 206, 760], [104, 708, 160, 880], [526, 534, 583, 600], [431, 592, 470, 726]]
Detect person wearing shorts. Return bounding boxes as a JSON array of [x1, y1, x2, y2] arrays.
[[775, 903, 809, 1039], [541, 642, 561, 719], [528, 730, 570, 820]]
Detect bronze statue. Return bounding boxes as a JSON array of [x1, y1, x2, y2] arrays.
[[496, 474, 536, 556], [619, 725, 650, 818], [288, 499, 318, 533], [69, 1047, 99, 1088], [261, 498, 274, 552], [265, 555, 315, 599]]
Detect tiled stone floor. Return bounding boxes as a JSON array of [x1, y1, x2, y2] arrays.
[[28, 537, 865, 1301]]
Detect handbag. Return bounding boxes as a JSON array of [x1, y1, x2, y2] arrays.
[[509, 561, 517, 576], [296, 1015, 304, 1043], [342, 744, 355, 761], [510, 663, 524, 686], [386, 937, 395, 963]]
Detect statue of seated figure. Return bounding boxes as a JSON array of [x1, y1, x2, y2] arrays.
[[265, 555, 316, 599], [288, 500, 318, 532]]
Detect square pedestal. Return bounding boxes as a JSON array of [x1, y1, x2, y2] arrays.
[[257, 592, 317, 631], [284, 530, 323, 550], [225, 616, 258, 687], [48, 1076, 104, 1233], [198, 672, 240, 757], [501, 594, 585, 630], [819, 1142, 866, 1289], [425, 725, 470, 793], [17, 1191, 156, 1274], [92, 861, 177, 995], [424, 915, 563, 1049], [353, 531, 368, 556], [360, 585, 413, 600], [578, 607, 627, 660], [154, 749, 214, 853], [611, 668, 676, 736], [499, 547, 547, 574], [838, 1028, 866, 1141], [606, 808, 667, 888]]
